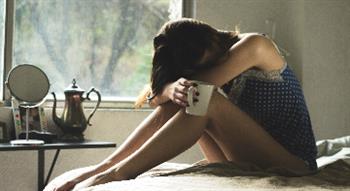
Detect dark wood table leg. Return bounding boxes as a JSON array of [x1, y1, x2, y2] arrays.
[[38, 149, 44, 191]]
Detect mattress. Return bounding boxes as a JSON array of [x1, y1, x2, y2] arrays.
[[45, 136, 350, 191]]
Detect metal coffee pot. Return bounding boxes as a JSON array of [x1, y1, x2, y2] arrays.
[[52, 79, 101, 139]]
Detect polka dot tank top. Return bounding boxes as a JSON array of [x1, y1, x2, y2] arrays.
[[221, 63, 318, 170]]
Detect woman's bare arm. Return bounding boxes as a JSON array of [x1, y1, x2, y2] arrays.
[[149, 34, 283, 107], [149, 78, 195, 107], [194, 34, 284, 87]]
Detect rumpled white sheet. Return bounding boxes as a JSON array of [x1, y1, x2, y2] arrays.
[[45, 135, 350, 191], [316, 135, 350, 167]]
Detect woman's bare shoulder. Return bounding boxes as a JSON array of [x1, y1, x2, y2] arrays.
[[237, 32, 265, 38], [231, 32, 272, 58], [237, 33, 270, 45], [236, 33, 284, 71]]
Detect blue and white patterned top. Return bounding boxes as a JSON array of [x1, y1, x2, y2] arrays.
[[221, 63, 318, 171]]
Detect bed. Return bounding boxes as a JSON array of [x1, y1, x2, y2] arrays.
[[45, 136, 350, 191]]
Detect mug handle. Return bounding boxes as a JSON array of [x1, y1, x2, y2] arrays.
[[187, 86, 197, 107]]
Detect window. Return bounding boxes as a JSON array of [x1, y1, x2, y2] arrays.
[[0, 0, 5, 98], [4, 0, 185, 102]]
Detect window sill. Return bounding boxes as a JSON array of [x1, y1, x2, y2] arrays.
[[1, 97, 153, 110], [43, 99, 153, 110]]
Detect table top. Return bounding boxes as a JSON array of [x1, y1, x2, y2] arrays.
[[0, 140, 116, 151]]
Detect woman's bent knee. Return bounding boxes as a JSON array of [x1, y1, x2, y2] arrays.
[[157, 102, 181, 113], [155, 102, 181, 120]]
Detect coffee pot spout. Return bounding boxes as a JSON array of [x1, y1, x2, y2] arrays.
[[51, 92, 62, 127]]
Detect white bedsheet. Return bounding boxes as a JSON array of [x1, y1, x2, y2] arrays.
[[316, 135, 350, 167], [45, 136, 350, 191]]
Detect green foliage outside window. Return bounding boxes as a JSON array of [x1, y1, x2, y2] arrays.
[[13, 0, 173, 99]]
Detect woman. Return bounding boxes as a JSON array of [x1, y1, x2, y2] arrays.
[[48, 18, 317, 191]]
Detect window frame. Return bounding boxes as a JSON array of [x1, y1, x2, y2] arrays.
[[2, 0, 195, 109], [3, 0, 13, 102]]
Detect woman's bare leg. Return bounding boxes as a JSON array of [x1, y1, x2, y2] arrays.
[[104, 101, 229, 168], [81, 91, 309, 187], [204, 92, 308, 170], [111, 109, 208, 180], [197, 129, 229, 163], [46, 103, 181, 191], [111, 91, 309, 179], [96, 102, 180, 172]]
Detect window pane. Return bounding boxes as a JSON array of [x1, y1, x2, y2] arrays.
[[0, 0, 5, 98], [13, 0, 177, 100]]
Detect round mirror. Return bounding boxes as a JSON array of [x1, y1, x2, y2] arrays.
[[6, 64, 50, 104], [6, 64, 50, 145]]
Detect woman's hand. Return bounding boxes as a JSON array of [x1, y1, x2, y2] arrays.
[[163, 78, 197, 107], [44, 174, 83, 191], [73, 170, 119, 191], [50, 179, 80, 191], [44, 166, 97, 191]]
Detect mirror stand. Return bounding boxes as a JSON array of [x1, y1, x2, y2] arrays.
[[10, 103, 44, 145]]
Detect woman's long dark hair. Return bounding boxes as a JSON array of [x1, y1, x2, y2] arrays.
[[135, 18, 238, 107]]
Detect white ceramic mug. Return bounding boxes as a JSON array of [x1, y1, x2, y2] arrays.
[[186, 80, 215, 116]]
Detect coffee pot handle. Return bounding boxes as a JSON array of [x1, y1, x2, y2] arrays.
[[85, 87, 101, 126]]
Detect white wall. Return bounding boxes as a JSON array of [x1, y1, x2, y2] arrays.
[[302, 0, 350, 140], [196, 0, 350, 140], [196, 0, 304, 80]]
